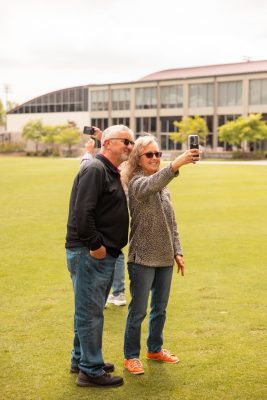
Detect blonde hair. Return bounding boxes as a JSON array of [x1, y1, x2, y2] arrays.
[[121, 134, 159, 186]]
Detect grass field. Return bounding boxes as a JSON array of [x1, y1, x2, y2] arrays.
[[0, 157, 266, 400]]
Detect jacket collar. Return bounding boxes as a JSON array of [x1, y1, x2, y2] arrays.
[[96, 153, 120, 175]]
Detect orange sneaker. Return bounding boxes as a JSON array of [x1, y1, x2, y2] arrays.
[[124, 358, 144, 374], [146, 349, 179, 363]]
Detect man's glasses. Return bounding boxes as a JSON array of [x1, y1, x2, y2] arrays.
[[139, 151, 162, 159], [107, 138, 135, 146]]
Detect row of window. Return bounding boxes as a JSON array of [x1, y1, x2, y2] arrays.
[[90, 117, 212, 150], [9, 79, 267, 115], [90, 79, 267, 110], [10, 88, 88, 114], [89, 113, 266, 150], [91, 115, 235, 134]]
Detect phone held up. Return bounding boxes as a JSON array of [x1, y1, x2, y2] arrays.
[[188, 134, 199, 149], [83, 126, 96, 136]]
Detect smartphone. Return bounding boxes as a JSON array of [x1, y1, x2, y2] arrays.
[[188, 135, 199, 149], [83, 126, 95, 135]]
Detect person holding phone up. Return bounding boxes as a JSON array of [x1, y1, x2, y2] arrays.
[[121, 134, 200, 375]]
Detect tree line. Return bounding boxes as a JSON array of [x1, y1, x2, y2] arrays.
[[1, 106, 267, 156], [170, 114, 267, 152], [21, 119, 81, 155]]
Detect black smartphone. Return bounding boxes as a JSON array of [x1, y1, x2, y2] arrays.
[[188, 135, 199, 149], [83, 126, 95, 135]]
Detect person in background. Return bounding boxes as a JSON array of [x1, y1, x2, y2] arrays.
[[80, 129, 127, 306], [121, 135, 200, 375], [65, 125, 134, 388]]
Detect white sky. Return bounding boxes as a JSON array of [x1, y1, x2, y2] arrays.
[[0, 0, 267, 105]]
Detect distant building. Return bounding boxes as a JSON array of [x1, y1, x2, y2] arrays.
[[7, 60, 267, 150]]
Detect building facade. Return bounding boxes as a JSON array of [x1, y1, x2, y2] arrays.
[[7, 60, 267, 150]]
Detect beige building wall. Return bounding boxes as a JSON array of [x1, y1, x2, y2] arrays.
[[7, 111, 90, 133]]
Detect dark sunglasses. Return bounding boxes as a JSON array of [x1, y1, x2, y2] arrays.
[[140, 151, 162, 159], [107, 138, 135, 146]]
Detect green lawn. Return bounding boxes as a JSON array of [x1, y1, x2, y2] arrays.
[[0, 157, 266, 400]]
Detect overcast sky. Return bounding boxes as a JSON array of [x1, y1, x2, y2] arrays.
[[0, 0, 267, 105]]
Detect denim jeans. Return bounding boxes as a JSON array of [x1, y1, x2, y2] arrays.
[[66, 247, 116, 377], [124, 263, 173, 359], [111, 253, 125, 295]]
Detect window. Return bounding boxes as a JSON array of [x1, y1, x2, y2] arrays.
[[91, 90, 108, 111], [112, 89, 130, 110], [91, 118, 109, 131], [160, 135, 182, 150], [112, 117, 130, 126], [218, 114, 240, 126], [136, 117, 156, 132], [218, 81, 242, 106], [160, 116, 180, 133], [160, 85, 183, 108], [160, 116, 182, 150], [135, 87, 157, 109], [91, 118, 109, 148], [189, 83, 214, 107], [249, 79, 267, 105]]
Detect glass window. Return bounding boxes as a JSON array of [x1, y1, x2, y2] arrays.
[[112, 89, 130, 110], [56, 92, 62, 103], [43, 95, 49, 104], [160, 116, 180, 133], [218, 81, 242, 106], [160, 85, 183, 108], [63, 90, 69, 103], [249, 79, 267, 105], [135, 117, 156, 132], [91, 90, 108, 111], [160, 134, 181, 150], [49, 93, 55, 103], [189, 83, 214, 107], [76, 88, 83, 102], [70, 89, 75, 102], [135, 87, 157, 109], [112, 117, 130, 126]]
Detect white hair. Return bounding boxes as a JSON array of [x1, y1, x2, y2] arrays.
[[101, 125, 133, 146]]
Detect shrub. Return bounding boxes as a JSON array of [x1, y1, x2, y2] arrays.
[[0, 141, 25, 153]]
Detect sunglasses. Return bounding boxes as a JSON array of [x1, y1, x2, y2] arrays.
[[107, 138, 135, 146], [139, 151, 162, 159]]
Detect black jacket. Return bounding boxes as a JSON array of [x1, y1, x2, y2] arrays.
[[65, 154, 129, 257]]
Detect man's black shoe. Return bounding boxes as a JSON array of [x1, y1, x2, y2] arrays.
[[70, 362, 114, 374], [76, 371, 123, 388]]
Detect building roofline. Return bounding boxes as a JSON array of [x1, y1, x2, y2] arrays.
[[8, 60, 267, 113]]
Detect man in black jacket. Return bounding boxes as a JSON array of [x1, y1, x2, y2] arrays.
[[65, 125, 134, 388]]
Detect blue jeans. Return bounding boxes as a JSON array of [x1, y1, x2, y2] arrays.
[[66, 247, 116, 377], [124, 263, 173, 359], [111, 253, 125, 295]]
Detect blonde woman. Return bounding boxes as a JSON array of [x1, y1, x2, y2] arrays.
[[122, 135, 200, 375]]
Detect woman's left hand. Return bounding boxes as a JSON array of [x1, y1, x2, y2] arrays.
[[174, 254, 185, 276]]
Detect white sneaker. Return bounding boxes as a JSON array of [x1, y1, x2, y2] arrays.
[[107, 293, 126, 306]]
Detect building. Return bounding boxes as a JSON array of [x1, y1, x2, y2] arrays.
[[7, 60, 267, 151]]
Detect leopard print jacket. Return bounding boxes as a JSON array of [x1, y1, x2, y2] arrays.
[[127, 164, 183, 267]]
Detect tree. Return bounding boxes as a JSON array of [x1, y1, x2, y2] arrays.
[[41, 124, 65, 153], [55, 126, 80, 155], [170, 115, 208, 145], [219, 113, 267, 151], [22, 119, 45, 152]]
